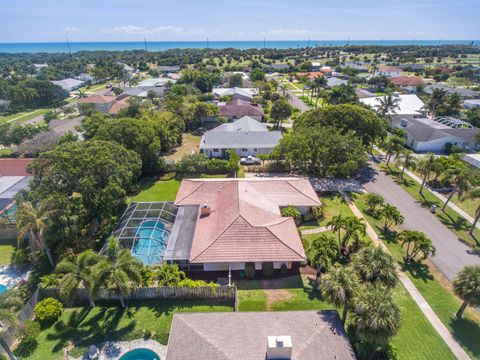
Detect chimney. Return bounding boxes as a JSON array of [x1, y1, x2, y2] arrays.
[[200, 203, 211, 216], [267, 336, 292, 360], [400, 118, 409, 127]]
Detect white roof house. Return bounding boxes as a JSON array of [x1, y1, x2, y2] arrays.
[[212, 87, 259, 101], [51, 78, 85, 92], [360, 94, 425, 116], [136, 78, 176, 87], [463, 153, 480, 169]]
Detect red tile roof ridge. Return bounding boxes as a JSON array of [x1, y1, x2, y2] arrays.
[[174, 180, 206, 203], [286, 179, 321, 205], [267, 218, 307, 260]]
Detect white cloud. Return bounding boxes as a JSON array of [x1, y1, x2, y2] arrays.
[[103, 25, 205, 35], [63, 26, 82, 34]]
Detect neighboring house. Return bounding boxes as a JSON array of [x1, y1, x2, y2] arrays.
[[218, 99, 264, 121], [424, 85, 479, 99], [0, 159, 34, 224], [166, 311, 356, 360], [360, 94, 425, 116], [212, 87, 259, 101], [172, 177, 320, 271], [78, 73, 96, 83], [157, 65, 180, 73], [321, 66, 333, 75], [376, 65, 402, 77], [116, 62, 137, 79], [77, 95, 129, 115], [340, 62, 369, 72], [392, 116, 480, 153], [33, 63, 48, 72], [326, 77, 348, 87], [136, 77, 176, 87], [199, 116, 282, 158], [401, 64, 426, 72], [297, 71, 324, 79], [51, 78, 85, 92], [463, 153, 480, 169], [117, 86, 166, 99], [270, 63, 290, 72], [311, 61, 321, 71], [464, 99, 480, 109], [390, 75, 425, 87]]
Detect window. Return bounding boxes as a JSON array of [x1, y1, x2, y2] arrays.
[[213, 148, 219, 152], [254, 148, 258, 151], [241, 148, 248, 151]]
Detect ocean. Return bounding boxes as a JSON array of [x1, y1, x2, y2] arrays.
[[0, 40, 478, 53]]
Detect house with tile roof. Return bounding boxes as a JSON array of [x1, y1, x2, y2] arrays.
[[390, 75, 425, 87], [166, 311, 356, 360], [199, 116, 281, 158], [170, 178, 320, 272], [212, 87, 259, 102], [218, 99, 264, 121], [77, 95, 129, 115], [377, 65, 402, 77]]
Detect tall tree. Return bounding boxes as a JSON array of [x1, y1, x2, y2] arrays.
[[270, 99, 292, 129], [312, 76, 327, 108], [417, 153, 436, 195], [453, 265, 480, 319], [379, 204, 404, 231], [352, 247, 398, 289], [441, 167, 475, 211], [467, 189, 480, 235], [375, 94, 400, 123], [55, 250, 101, 307], [395, 149, 417, 179], [427, 88, 447, 118], [321, 265, 359, 324], [93, 237, 143, 308], [308, 233, 338, 279]]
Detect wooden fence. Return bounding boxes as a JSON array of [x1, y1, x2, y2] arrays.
[[0, 285, 236, 355]]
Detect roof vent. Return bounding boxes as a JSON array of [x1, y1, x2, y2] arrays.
[[200, 204, 211, 217], [400, 118, 409, 127], [267, 336, 292, 360]]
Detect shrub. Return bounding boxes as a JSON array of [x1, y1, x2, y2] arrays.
[[206, 158, 230, 174], [174, 153, 208, 174], [34, 298, 63, 323], [13, 336, 38, 357], [11, 248, 30, 271], [280, 263, 288, 275], [39, 274, 60, 288], [19, 320, 41, 339], [262, 262, 274, 276], [311, 205, 325, 221], [178, 278, 218, 288], [245, 262, 256, 279], [281, 205, 302, 225]]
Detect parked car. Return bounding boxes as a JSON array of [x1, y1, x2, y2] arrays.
[[240, 155, 261, 165]]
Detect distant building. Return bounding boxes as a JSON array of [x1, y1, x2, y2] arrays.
[[136, 77, 176, 87], [117, 86, 166, 99], [463, 153, 480, 169], [311, 61, 321, 71], [218, 99, 264, 121], [199, 116, 281, 158], [77, 95, 129, 115], [390, 76, 425, 87], [33, 63, 48, 72], [326, 77, 348, 87], [464, 99, 480, 109], [392, 116, 480, 153], [157, 65, 180, 73], [377, 65, 402, 77], [166, 311, 356, 360], [425, 85, 479, 99], [212, 87, 259, 102], [116, 62, 138, 79], [51, 78, 84, 92], [270, 63, 291, 72], [360, 94, 425, 116]]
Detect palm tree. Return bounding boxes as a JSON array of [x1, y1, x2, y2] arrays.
[[342, 217, 366, 253], [384, 135, 405, 167], [379, 204, 404, 231], [327, 214, 346, 251], [16, 201, 55, 267], [278, 83, 288, 97], [312, 76, 327, 108], [467, 189, 480, 235], [417, 153, 435, 195], [308, 233, 338, 279], [352, 247, 398, 289], [364, 193, 385, 214], [453, 265, 480, 319], [0, 309, 18, 360], [398, 230, 436, 263], [93, 237, 143, 308], [375, 94, 400, 123], [156, 263, 185, 286], [320, 265, 359, 324], [395, 149, 417, 179], [55, 250, 101, 307], [441, 168, 475, 211], [350, 284, 400, 344], [427, 88, 447, 119]]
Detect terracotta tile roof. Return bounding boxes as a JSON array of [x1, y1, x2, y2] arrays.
[[219, 99, 264, 117], [378, 65, 402, 72], [297, 72, 324, 79], [390, 75, 425, 86], [108, 99, 129, 114], [175, 178, 320, 263], [0, 159, 34, 176], [78, 95, 116, 104]]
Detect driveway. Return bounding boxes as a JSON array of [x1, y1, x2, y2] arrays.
[[357, 162, 480, 281], [285, 89, 310, 113]]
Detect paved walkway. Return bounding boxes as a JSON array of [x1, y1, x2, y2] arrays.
[[300, 226, 331, 235], [348, 201, 471, 360], [358, 162, 480, 281]]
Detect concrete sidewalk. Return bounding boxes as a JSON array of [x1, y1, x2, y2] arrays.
[[348, 201, 471, 360]]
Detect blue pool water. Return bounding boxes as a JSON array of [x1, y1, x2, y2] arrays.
[[119, 348, 160, 360], [132, 220, 169, 265], [0, 284, 7, 294]]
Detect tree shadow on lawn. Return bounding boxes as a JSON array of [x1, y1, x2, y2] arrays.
[[305, 276, 324, 302], [236, 274, 305, 291], [400, 260, 434, 283], [450, 316, 480, 358], [46, 305, 135, 353]]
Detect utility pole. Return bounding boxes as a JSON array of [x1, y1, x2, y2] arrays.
[[66, 38, 72, 60], [207, 37, 209, 49], [263, 37, 266, 49], [144, 37, 148, 52]]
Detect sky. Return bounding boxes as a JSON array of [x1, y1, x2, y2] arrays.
[[0, 0, 479, 43]]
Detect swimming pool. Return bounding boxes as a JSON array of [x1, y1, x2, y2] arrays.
[[119, 348, 160, 360], [132, 220, 170, 265], [0, 284, 7, 294]]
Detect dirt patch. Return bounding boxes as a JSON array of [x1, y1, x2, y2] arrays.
[[264, 289, 293, 310], [165, 133, 201, 162]]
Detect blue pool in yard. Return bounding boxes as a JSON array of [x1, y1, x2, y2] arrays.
[[132, 220, 169, 265], [119, 348, 160, 360], [0, 284, 7, 294]]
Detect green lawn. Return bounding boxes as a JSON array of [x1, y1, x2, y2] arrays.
[[353, 193, 480, 359], [0, 239, 14, 265], [299, 193, 355, 230], [129, 177, 180, 202], [237, 274, 455, 359], [0, 108, 50, 124], [19, 300, 232, 360], [382, 166, 480, 249]]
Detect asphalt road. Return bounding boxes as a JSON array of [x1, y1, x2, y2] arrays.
[[358, 161, 480, 281], [286, 89, 310, 113]]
